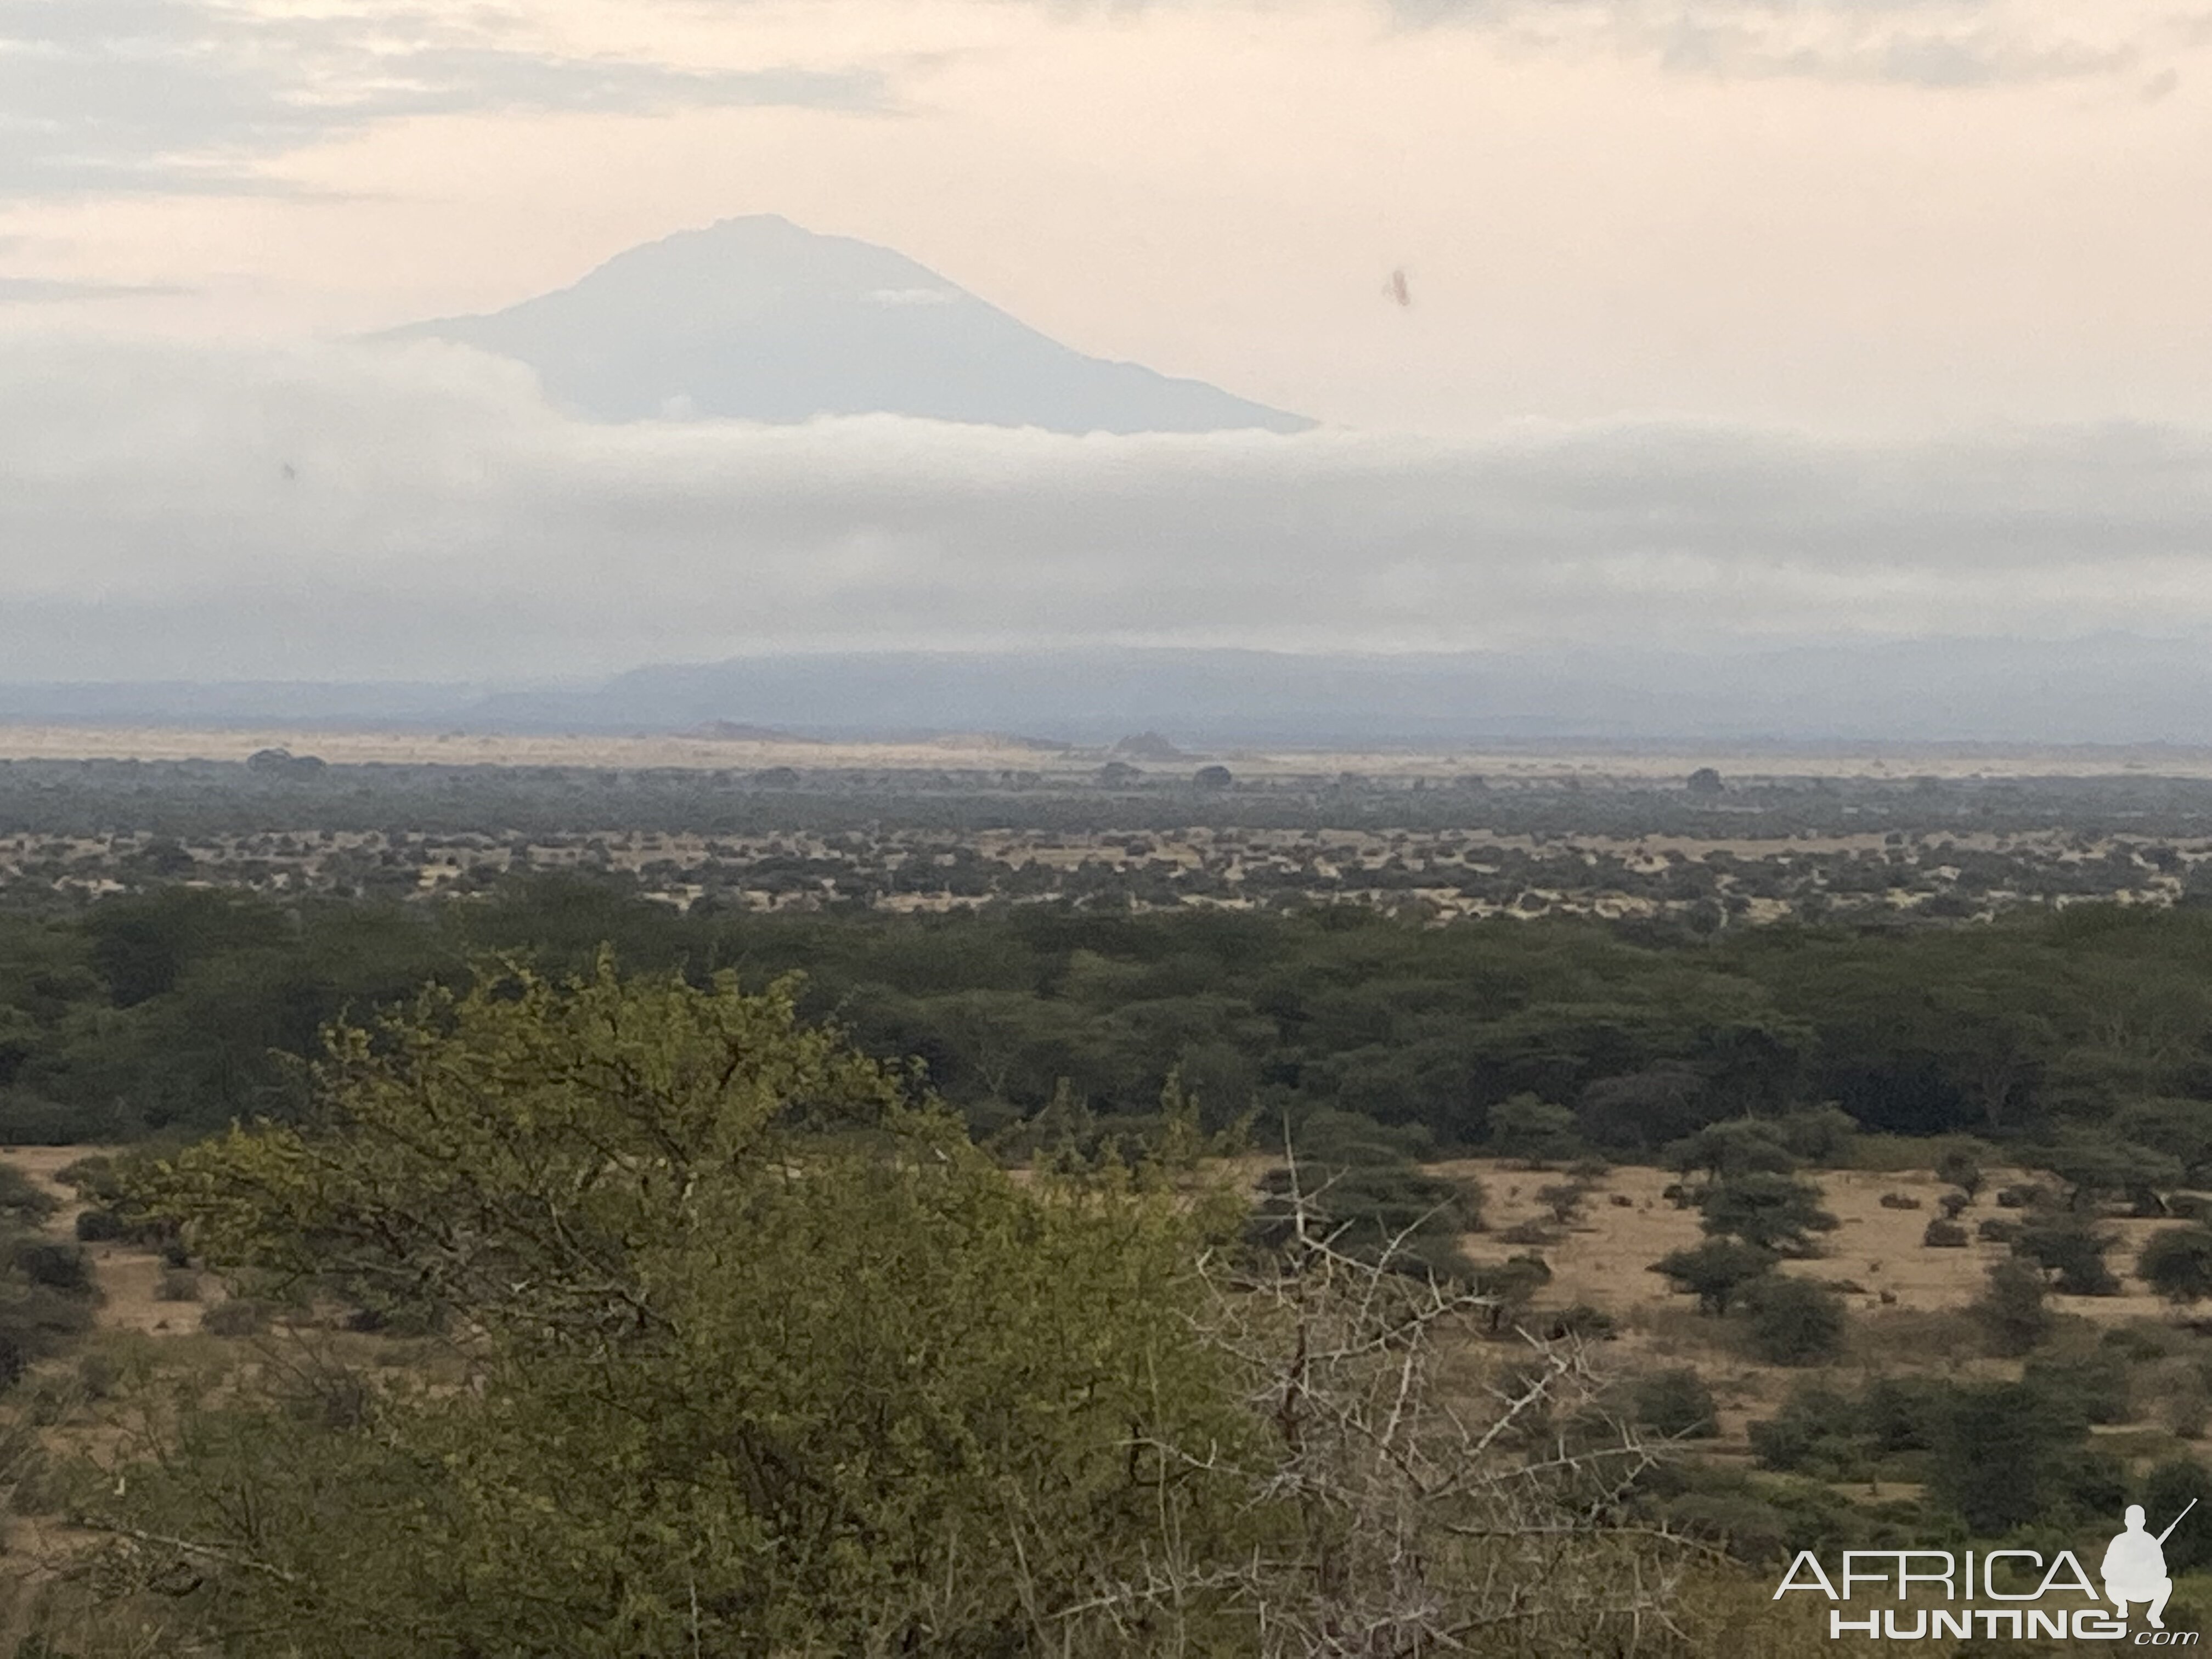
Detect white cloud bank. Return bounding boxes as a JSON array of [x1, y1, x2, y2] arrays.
[[1389, 0, 2182, 88], [2, 337, 2210, 682]]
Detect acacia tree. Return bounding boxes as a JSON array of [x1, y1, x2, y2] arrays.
[[71, 957, 1256, 1659], [1696, 1172, 1837, 1256], [1650, 1239, 1778, 1316], [1081, 1158, 1704, 1657]]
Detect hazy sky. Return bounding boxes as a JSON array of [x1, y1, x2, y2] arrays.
[[7, 0, 2211, 433], [5, 0, 2212, 682]]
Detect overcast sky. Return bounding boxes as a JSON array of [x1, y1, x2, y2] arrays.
[[4, 0, 2211, 681]]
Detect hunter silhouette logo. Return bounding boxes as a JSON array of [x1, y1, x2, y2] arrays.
[[2105, 1500, 2195, 1631], [1773, 1502, 2203, 1642]]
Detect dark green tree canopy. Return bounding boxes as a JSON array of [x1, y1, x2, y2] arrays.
[[2139, 1226, 2212, 1306]]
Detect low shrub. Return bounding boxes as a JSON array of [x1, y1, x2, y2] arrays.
[[9, 1242, 91, 1296], [73, 1208, 127, 1243], [199, 1299, 273, 1338], [1972, 1257, 2053, 1357], [2015, 1215, 2121, 1296], [1742, 1276, 1847, 1366], [1634, 1367, 1719, 1438], [1539, 1304, 1617, 1341]]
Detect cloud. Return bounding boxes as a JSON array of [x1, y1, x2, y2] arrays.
[[0, 0, 886, 200], [1383, 0, 2165, 88], [4, 336, 2212, 681]]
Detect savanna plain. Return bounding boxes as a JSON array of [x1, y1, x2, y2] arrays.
[[5, 732, 2212, 1655]]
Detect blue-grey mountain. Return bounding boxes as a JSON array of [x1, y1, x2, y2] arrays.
[[385, 215, 1313, 434], [17, 640, 2212, 746]]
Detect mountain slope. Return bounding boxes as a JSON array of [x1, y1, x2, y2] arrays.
[[385, 215, 1313, 434]]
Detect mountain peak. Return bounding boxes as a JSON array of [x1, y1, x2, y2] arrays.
[[386, 217, 1313, 435]]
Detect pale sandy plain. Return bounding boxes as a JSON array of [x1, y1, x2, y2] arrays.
[[9, 724, 2212, 782]]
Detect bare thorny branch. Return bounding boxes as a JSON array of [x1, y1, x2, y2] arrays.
[[1065, 1154, 1703, 1658]]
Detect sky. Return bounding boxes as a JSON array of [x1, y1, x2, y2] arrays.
[[4, 0, 2212, 685]]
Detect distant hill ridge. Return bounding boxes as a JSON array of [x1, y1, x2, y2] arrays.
[[14, 639, 2212, 746], [383, 215, 1314, 435]]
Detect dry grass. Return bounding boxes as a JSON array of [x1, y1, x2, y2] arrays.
[[1452, 1156, 2191, 1327], [1439, 1155, 2212, 1462]]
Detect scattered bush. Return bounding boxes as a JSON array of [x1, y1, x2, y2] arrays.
[[1747, 1380, 1864, 1475], [1486, 1094, 1581, 1166], [2015, 1215, 2121, 1296], [9, 1242, 92, 1296], [1972, 1257, 2052, 1357], [1633, 1368, 1718, 1439], [2140, 1226, 2212, 1306], [1496, 1220, 1556, 1247], [2039, 1135, 2183, 1216], [1251, 1110, 1482, 1280], [2102, 1322, 2180, 1362], [1878, 1193, 1922, 1211], [199, 1299, 273, 1338], [1977, 1217, 2020, 1244], [0, 1284, 96, 1376], [1660, 1491, 1797, 1565], [0, 1166, 59, 1224], [1921, 1218, 1969, 1248], [77, 1350, 120, 1402], [73, 1207, 127, 1243], [1538, 1304, 1616, 1342], [1742, 1275, 1848, 1366], [2023, 1353, 2132, 1426], [1774, 1105, 1859, 1167], [155, 1269, 201, 1302], [1536, 1183, 1589, 1226], [1470, 1253, 1551, 1334], [1698, 1173, 1838, 1256], [1934, 1149, 1985, 1200], [2145, 1460, 2212, 1570], [2162, 1369, 2211, 1440], [1665, 1120, 1796, 1182], [1651, 1239, 1779, 1315]]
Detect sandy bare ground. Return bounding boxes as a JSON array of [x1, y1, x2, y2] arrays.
[[3, 1141, 2183, 1344], [10, 721, 2212, 781], [1457, 1157, 2186, 1324], [3, 1145, 212, 1337], [1450, 1158, 2210, 1457]]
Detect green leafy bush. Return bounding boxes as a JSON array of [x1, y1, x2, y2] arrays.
[[1742, 1275, 1847, 1365]]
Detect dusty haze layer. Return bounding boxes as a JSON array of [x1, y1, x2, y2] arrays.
[[9, 725, 2212, 783]]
